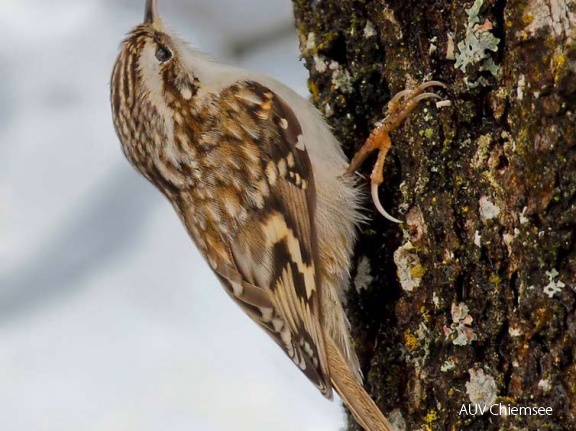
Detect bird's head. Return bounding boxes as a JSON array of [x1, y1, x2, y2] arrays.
[[110, 0, 202, 189]]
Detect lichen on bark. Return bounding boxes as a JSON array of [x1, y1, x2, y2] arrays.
[[292, 0, 576, 430]]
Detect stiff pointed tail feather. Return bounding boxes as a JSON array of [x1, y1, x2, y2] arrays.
[[325, 337, 395, 431]]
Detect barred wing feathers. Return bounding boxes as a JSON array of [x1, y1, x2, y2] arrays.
[[210, 81, 333, 398]]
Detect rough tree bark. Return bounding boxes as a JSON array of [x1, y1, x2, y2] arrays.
[[291, 1, 576, 430]]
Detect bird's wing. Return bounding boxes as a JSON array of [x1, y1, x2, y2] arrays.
[[205, 80, 332, 398]]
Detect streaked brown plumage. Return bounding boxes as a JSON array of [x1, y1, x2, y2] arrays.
[[111, 1, 445, 430], [112, 23, 342, 395]]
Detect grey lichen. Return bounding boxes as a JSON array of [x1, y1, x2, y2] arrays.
[[454, 0, 500, 77], [441, 359, 456, 372], [388, 409, 407, 431], [393, 241, 424, 292], [330, 64, 353, 93], [474, 230, 482, 247], [543, 269, 566, 298], [538, 378, 552, 393], [363, 20, 376, 38], [354, 256, 373, 292], [479, 196, 501, 221], [466, 368, 498, 406], [444, 302, 478, 346]]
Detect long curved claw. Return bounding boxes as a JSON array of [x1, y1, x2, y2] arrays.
[[371, 182, 403, 223], [388, 81, 447, 112], [389, 81, 446, 105], [416, 80, 447, 91], [412, 92, 443, 103]]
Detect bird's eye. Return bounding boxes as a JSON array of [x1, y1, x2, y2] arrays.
[[155, 46, 172, 62]]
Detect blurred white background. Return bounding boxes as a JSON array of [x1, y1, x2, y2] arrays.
[[0, 0, 346, 430]]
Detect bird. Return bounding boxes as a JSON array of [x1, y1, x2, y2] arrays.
[[110, 1, 445, 430]]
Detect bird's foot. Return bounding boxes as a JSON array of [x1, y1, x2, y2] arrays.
[[346, 81, 448, 223]]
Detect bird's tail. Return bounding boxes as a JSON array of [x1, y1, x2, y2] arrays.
[[325, 336, 395, 431]]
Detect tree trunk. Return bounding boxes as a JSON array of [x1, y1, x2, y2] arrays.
[[291, 1, 576, 430]]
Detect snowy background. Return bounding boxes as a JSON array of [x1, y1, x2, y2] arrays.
[[0, 0, 345, 430]]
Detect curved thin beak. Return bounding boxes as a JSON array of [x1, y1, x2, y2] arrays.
[[144, 0, 159, 24]]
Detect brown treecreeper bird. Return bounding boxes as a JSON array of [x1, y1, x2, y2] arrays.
[[110, 1, 445, 430]]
